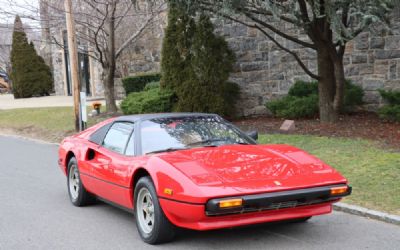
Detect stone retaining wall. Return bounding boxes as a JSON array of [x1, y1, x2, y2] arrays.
[[214, 16, 400, 116]]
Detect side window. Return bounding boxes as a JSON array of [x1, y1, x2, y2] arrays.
[[89, 122, 112, 145], [125, 133, 135, 156], [102, 122, 134, 154]]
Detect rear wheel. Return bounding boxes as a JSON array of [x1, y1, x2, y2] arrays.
[[67, 157, 94, 206], [134, 176, 175, 244]]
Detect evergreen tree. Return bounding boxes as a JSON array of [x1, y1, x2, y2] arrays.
[[160, 4, 195, 91], [160, 8, 237, 116], [10, 15, 53, 99], [188, 14, 235, 115]]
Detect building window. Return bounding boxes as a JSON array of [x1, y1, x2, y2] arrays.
[[62, 30, 91, 96]]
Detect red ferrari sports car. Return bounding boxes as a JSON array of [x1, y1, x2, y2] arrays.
[[58, 113, 351, 244]]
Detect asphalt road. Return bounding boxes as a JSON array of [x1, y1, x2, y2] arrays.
[[1, 136, 399, 250]]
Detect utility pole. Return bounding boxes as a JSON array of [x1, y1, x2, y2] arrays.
[[64, 0, 81, 132]]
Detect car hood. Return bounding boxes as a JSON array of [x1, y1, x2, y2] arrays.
[[156, 144, 347, 195]]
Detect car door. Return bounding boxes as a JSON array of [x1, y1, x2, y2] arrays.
[[90, 121, 136, 208]]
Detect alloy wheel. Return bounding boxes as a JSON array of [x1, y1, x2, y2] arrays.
[[68, 164, 80, 200], [137, 188, 155, 234]]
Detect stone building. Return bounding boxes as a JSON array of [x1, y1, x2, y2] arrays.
[[39, 0, 103, 98], [40, 0, 165, 99], [41, 2, 400, 116], [0, 23, 12, 71]]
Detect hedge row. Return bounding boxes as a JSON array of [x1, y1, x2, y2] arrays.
[[122, 72, 161, 95], [120, 81, 240, 116], [378, 89, 400, 122], [266, 80, 364, 119], [120, 86, 174, 115]]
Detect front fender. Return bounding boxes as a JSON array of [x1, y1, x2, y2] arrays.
[[143, 156, 205, 204]]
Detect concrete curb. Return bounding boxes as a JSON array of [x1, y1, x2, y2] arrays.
[[334, 202, 400, 226], [0, 133, 60, 146]]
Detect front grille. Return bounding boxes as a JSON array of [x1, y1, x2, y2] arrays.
[[240, 197, 335, 214]]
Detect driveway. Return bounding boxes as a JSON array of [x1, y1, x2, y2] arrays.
[[0, 135, 399, 250]]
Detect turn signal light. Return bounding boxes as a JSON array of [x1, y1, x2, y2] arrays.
[[164, 188, 173, 196], [219, 198, 243, 208], [330, 186, 348, 196]]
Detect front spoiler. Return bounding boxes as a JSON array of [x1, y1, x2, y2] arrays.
[[206, 184, 352, 216]]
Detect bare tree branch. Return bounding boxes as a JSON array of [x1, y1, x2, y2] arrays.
[[115, 2, 166, 58], [217, 12, 319, 80]]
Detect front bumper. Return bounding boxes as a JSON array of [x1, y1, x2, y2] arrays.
[[159, 184, 351, 230], [206, 184, 352, 216], [160, 199, 334, 230]]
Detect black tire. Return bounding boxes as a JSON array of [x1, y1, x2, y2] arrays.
[[67, 157, 95, 206], [134, 176, 175, 244]]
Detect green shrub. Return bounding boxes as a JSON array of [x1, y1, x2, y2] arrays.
[[143, 81, 160, 91], [378, 105, 400, 122], [267, 95, 319, 119], [266, 80, 364, 118], [379, 89, 400, 105], [122, 72, 161, 95], [222, 81, 240, 118], [120, 87, 174, 115], [344, 80, 364, 112], [378, 89, 400, 122], [288, 80, 318, 97]]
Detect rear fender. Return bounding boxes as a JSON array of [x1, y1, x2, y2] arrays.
[[58, 139, 87, 175]]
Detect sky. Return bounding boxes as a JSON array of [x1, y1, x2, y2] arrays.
[[0, 0, 39, 26]]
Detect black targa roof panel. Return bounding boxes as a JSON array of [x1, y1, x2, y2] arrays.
[[114, 113, 218, 123]]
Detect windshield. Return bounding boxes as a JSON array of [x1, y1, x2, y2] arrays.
[[140, 116, 255, 154]]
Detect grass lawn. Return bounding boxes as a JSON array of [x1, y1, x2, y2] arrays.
[[0, 107, 398, 215], [0, 107, 75, 132], [259, 134, 400, 215], [0, 107, 110, 142]]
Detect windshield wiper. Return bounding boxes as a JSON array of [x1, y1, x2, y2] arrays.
[[146, 147, 187, 155], [146, 140, 251, 155], [235, 142, 252, 145], [186, 138, 226, 147]]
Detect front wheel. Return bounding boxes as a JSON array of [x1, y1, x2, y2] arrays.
[[134, 176, 175, 244], [67, 157, 94, 206]]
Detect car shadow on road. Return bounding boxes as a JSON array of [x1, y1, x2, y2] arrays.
[[174, 220, 312, 244]]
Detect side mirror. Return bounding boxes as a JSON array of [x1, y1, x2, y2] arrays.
[[247, 130, 258, 141]]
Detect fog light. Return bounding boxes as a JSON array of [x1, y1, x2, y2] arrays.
[[330, 186, 348, 196], [219, 198, 243, 208]]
